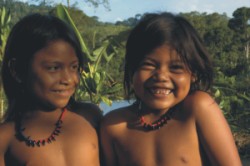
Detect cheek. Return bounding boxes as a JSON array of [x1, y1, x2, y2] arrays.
[[132, 72, 147, 94], [178, 76, 191, 83], [174, 75, 192, 89], [25, 78, 47, 99], [31, 76, 51, 90], [74, 73, 80, 85], [132, 72, 141, 86], [28, 70, 57, 90], [132, 70, 150, 82]]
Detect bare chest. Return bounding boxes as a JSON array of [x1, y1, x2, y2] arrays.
[[113, 120, 202, 166], [6, 118, 99, 166]]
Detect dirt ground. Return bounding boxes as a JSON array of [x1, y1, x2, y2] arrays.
[[233, 132, 250, 165]]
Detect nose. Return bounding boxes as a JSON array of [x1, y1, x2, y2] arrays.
[[152, 67, 169, 82], [60, 69, 73, 85]]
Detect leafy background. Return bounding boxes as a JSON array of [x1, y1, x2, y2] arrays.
[[0, 0, 249, 162]]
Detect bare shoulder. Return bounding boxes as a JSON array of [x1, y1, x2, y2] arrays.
[[182, 91, 219, 117], [184, 91, 216, 107], [100, 105, 134, 144], [181, 90, 226, 126], [100, 106, 135, 166], [183, 91, 242, 165], [182, 90, 225, 133], [102, 105, 134, 126], [72, 101, 103, 129], [101, 104, 135, 134], [0, 122, 15, 154]]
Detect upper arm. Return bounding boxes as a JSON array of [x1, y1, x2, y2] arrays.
[[0, 123, 13, 166], [74, 102, 103, 129], [186, 91, 242, 166], [100, 115, 119, 166]]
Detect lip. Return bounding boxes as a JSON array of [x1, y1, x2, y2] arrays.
[[51, 88, 75, 97], [150, 88, 172, 94], [148, 88, 172, 96], [146, 85, 173, 97]]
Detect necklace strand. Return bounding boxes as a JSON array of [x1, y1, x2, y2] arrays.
[[15, 108, 67, 147], [136, 102, 173, 131], [139, 112, 171, 130]]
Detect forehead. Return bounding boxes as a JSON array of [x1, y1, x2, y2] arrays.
[[144, 44, 181, 61], [32, 39, 78, 63]]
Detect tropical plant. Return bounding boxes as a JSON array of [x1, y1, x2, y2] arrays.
[[228, 7, 250, 59], [0, 7, 11, 120], [0, 7, 11, 61], [56, 4, 122, 106]]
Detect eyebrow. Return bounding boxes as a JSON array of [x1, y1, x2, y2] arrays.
[[70, 60, 79, 63], [171, 59, 184, 63], [42, 58, 79, 63], [143, 56, 183, 63]]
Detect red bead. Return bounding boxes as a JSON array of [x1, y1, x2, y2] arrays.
[[139, 109, 172, 131], [16, 108, 67, 147]]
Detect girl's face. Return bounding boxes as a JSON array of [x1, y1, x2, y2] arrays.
[[132, 45, 194, 112], [27, 39, 79, 110]]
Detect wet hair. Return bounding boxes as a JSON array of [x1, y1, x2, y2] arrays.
[[124, 12, 213, 99], [1, 13, 84, 121]]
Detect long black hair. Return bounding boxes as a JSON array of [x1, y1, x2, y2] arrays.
[[124, 12, 213, 99], [1, 13, 84, 121]]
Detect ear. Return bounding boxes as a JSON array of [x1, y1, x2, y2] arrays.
[[191, 74, 197, 83], [8, 58, 22, 83]]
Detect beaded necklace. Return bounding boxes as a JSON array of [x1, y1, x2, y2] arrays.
[[15, 108, 67, 147], [136, 102, 173, 131]]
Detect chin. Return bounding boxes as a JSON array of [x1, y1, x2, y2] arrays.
[[41, 101, 69, 110], [54, 102, 70, 109], [145, 102, 173, 111]]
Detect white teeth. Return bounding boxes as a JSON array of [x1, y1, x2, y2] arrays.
[[151, 89, 171, 95]]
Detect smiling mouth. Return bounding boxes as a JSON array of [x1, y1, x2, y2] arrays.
[[149, 88, 172, 95], [52, 89, 74, 96]]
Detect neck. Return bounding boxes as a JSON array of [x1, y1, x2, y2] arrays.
[[137, 102, 170, 117], [15, 108, 67, 147], [134, 102, 174, 131], [23, 108, 66, 121]]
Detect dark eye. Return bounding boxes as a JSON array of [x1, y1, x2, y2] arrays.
[[170, 64, 183, 69], [71, 64, 79, 71], [169, 64, 185, 73], [47, 66, 60, 72], [139, 61, 156, 70]]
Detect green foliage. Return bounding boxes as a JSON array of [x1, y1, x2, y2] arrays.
[[0, 6, 11, 121], [213, 85, 250, 132], [228, 7, 250, 59], [181, 10, 250, 133], [56, 4, 122, 106], [82, 0, 110, 10], [0, 1, 249, 132], [0, 7, 11, 61], [56, 4, 92, 60], [25, 0, 110, 11], [228, 7, 250, 34], [78, 62, 122, 105]]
